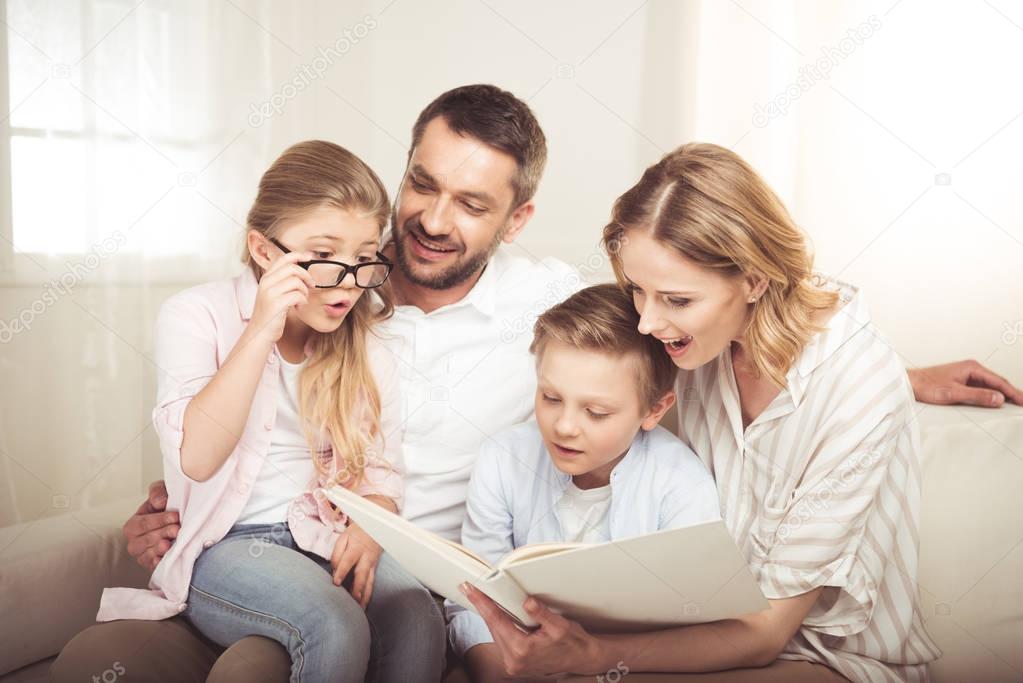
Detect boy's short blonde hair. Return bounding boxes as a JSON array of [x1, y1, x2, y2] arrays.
[[529, 283, 677, 412]]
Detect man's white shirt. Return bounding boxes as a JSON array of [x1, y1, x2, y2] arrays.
[[375, 246, 583, 540]]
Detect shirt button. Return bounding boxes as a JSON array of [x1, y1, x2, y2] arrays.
[[178, 603, 187, 613], [202, 539, 214, 549], [237, 483, 250, 494], [264, 422, 273, 430], [267, 355, 276, 365]]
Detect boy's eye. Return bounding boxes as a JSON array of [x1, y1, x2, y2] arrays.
[[587, 410, 610, 419], [542, 394, 561, 404]]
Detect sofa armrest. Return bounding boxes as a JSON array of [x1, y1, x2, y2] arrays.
[[0, 497, 150, 676]]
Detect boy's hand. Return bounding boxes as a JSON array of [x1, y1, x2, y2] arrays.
[[330, 523, 382, 608]]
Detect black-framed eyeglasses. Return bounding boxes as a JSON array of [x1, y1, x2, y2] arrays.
[[269, 238, 393, 289]]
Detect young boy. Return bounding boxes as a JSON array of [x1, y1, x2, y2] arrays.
[[447, 283, 722, 682]]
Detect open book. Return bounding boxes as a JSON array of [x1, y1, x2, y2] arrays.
[[324, 485, 768, 632]]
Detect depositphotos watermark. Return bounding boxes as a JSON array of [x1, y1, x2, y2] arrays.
[[752, 15, 882, 128], [0, 231, 127, 344], [248, 15, 378, 127]]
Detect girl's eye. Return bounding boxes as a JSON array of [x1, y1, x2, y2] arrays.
[[314, 251, 332, 259], [667, 297, 691, 308], [357, 255, 373, 264]]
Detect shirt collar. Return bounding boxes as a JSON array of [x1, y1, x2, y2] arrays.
[[786, 274, 870, 404]]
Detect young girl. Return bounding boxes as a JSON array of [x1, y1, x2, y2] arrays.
[[97, 141, 446, 683]]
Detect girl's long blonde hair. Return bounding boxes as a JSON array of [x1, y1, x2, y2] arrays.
[[602, 143, 839, 388], [243, 140, 394, 486]]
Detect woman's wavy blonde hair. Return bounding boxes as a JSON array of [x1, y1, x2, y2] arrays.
[[242, 140, 394, 487], [602, 142, 839, 388]]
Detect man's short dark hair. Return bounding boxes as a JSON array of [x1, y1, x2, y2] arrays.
[[410, 84, 547, 208]]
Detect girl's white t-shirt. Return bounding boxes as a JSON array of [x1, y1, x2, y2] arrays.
[[235, 347, 316, 525], [556, 481, 613, 544]]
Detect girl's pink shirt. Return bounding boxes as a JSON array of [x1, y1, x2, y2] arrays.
[[97, 270, 404, 621]]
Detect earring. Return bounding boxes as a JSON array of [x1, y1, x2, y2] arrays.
[[749, 297, 757, 303]]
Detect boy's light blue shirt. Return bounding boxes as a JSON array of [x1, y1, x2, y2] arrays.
[[446, 419, 721, 658]]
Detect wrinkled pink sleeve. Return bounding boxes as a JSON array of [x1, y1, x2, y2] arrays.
[[151, 291, 219, 487], [290, 336, 406, 560]]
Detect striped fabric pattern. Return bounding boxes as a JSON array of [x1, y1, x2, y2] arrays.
[[676, 275, 941, 683]]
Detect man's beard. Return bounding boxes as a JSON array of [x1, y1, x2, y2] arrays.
[[391, 212, 507, 291]]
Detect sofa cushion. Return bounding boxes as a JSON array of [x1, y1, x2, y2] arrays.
[[917, 404, 1023, 683], [0, 496, 149, 675]]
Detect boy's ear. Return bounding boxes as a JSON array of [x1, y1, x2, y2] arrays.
[[641, 390, 676, 431]]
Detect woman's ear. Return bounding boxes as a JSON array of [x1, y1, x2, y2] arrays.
[[744, 270, 769, 301], [641, 390, 677, 431], [247, 230, 274, 272]]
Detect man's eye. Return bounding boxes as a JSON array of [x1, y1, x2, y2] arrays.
[[462, 202, 485, 214], [410, 178, 432, 193]]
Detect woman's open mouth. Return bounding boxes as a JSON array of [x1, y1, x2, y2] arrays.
[[662, 335, 693, 359]]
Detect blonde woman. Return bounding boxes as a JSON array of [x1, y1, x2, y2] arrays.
[[464, 143, 941, 682], [96, 141, 445, 683]]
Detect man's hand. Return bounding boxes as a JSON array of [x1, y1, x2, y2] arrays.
[[330, 523, 383, 609], [123, 480, 179, 571], [909, 361, 1023, 407]]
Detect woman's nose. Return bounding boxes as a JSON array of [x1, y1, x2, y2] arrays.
[[636, 299, 662, 336]]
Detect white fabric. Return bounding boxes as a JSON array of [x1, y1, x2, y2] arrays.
[[377, 246, 583, 541], [235, 348, 314, 525], [556, 482, 612, 544]]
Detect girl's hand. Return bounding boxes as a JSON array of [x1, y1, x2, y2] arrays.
[[330, 523, 383, 608], [461, 583, 606, 677], [247, 248, 317, 345]]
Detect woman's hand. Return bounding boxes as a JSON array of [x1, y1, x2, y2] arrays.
[[330, 523, 383, 608], [247, 248, 317, 346], [461, 583, 605, 678]]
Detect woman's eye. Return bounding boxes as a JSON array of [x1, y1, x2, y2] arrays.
[[314, 251, 332, 259], [667, 297, 691, 308]]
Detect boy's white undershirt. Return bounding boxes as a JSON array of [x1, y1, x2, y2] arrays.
[[556, 481, 613, 544]]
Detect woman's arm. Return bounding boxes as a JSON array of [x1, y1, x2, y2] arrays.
[[179, 251, 315, 482], [462, 585, 822, 677]]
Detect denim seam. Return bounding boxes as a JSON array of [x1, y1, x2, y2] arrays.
[[188, 584, 306, 678]]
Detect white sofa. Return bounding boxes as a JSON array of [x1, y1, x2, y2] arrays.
[[2, 404, 1021, 683]]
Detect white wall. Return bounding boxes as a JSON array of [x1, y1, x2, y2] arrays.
[[2, 0, 1021, 527]]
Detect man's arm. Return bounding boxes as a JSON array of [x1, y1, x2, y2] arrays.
[[122, 480, 179, 571], [909, 360, 1023, 407]]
